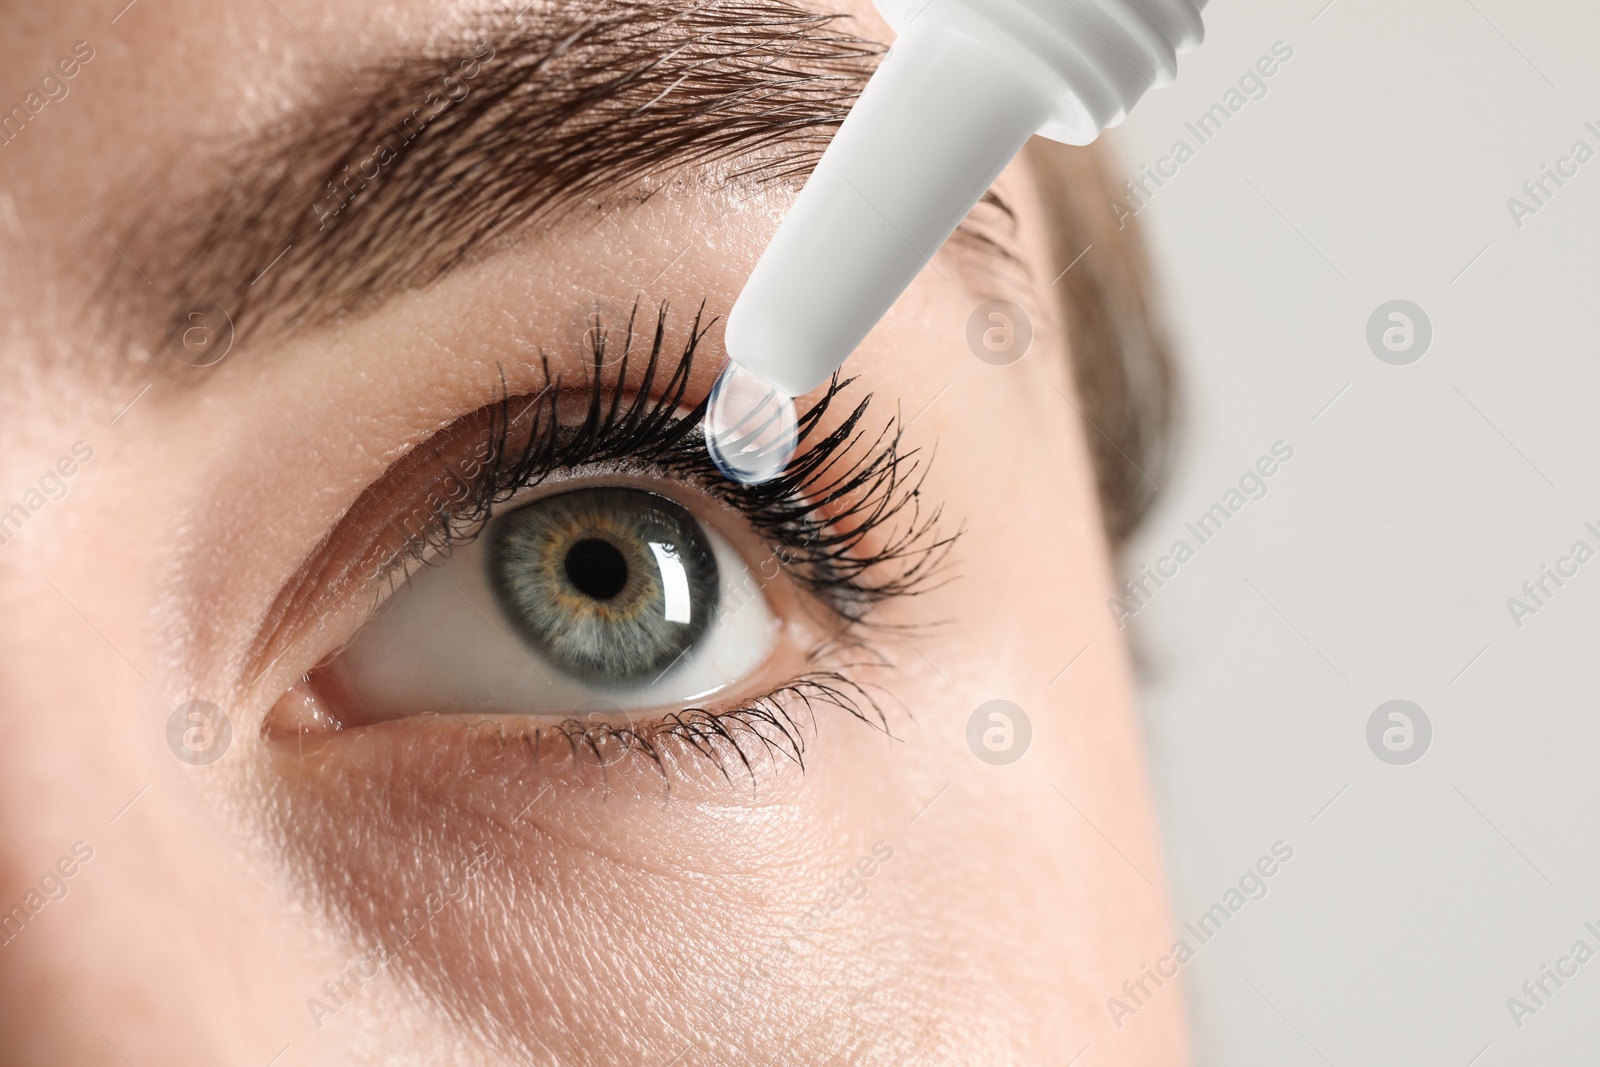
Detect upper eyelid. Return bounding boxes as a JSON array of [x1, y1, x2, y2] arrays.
[[240, 301, 952, 687]]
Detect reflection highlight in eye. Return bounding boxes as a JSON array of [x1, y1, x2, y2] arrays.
[[314, 484, 780, 722], [651, 543, 693, 625]]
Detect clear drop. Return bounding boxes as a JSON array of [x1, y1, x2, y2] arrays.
[[704, 361, 798, 485]]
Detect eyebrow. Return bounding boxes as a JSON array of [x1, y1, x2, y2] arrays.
[[116, 0, 885, 355]]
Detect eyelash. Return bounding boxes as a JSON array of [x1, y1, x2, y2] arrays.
[[374, 299, 955, 620], [486, 669, 886, 782], [333, 299, 956, 779]]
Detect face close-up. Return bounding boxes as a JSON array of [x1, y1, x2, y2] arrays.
[[0, 1, 1187, 1063]]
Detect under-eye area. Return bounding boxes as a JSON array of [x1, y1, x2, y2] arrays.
[[259, 301, 956, 783]]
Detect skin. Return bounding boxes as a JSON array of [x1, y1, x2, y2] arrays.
[[0, 1, 1186, 1064]]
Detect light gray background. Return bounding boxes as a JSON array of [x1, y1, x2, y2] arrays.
[[1114, 0, 1600, 1062]]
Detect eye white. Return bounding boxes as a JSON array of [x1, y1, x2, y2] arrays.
[[319, 508, 779, 719]]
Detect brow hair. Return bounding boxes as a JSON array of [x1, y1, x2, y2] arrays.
[[122, 0, 882, 351]]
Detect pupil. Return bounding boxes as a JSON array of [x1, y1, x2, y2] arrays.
[[564, 538, 629, 600]]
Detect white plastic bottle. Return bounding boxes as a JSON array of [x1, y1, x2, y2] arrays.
[[706, 0, 1207, 484]]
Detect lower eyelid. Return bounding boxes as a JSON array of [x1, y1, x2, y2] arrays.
[[262, 490, 886, 781], [265, 659, 874, 787]]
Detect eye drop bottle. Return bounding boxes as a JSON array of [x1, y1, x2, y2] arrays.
[[707, 0, 1207, 485]]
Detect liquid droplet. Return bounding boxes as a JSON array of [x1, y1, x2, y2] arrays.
[[704, 361, 798, 485]]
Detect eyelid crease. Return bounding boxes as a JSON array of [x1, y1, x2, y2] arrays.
[[242, 297, 957, 691]]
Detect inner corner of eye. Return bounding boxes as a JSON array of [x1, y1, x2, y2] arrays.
[[295, 484, 782, 732]]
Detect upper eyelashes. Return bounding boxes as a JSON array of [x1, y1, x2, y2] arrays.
[[363, 298, 957, 626]]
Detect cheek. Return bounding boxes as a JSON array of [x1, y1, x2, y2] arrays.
[[835, 266, 1180, 1055], [259, 719, 902, 1061], [862, 265, 1115, 750]]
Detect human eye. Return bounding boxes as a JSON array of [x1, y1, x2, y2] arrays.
[[260, 302, 952, 779], [316, 481, 779, 719]]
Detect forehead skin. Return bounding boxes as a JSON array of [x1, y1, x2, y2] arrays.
[[0, 2, 1185, 1065]]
